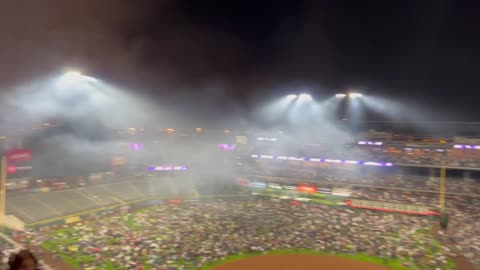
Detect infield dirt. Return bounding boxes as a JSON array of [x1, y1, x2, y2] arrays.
[[213, 254, 393, 270]]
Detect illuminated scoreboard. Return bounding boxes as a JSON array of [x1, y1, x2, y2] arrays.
[[235, 136, 248, 145]]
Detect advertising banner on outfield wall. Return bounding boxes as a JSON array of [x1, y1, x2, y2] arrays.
[[297, 184, 317, 193], [7, 149, 33, 163]]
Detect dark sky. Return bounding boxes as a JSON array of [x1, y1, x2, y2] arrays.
[[1, 0, 479, 123]]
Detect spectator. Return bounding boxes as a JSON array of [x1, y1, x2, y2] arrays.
[[8, 250, 39, 270]]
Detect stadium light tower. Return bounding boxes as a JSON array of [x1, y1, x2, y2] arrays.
[[349, 92, 363, 98], [298, 93, 312, 101], [57, 70, 98, 86], [64, 70, 82, 77]]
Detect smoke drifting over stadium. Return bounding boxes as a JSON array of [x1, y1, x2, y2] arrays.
[[0, 2, 479, 269]]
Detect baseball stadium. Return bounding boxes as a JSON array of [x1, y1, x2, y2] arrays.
[[1, 116, 480, 270], [0, 6, 479, 268]]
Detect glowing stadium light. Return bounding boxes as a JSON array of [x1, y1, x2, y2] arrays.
[[349, 92, 363, 98], [358, 141, 383, 146], [129, 143, 144, 150], [288, 156, 306, 161], [257, 137, 278, 141], [299, 93, 312, 101], [363, 162, 382, 166], [335, 93, 347, 98], [148, 166, 189, 171], [217, 144, 236, 150], [286, 94, 298, 99], [453, 144, 480, 150], [250, 154, 394, 167], [63, 70, 100, 82], [64, 71, 82, 78], [344, 160, 359, 164]]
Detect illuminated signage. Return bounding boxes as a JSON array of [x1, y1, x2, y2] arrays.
[[7, 149, 33, 163], [251, 154, 394, 167], [129, 143, 144, 150], [148, 166, 189, 171], [235, 136, 248, 145], [358, 141, 383, 146], [218, 144, 236, 150], [257, 137, 278, 141], [251, 181, 267, 188], [297, 184, 317, 193], [453, 144, 480, 150]]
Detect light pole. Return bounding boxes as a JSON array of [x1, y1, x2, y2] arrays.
[[0, 155, 6, 226], [0, 70, 95, 227]]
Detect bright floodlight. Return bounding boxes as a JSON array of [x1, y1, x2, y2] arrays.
[[349, 92, 363, 98], [61, 71, 84, 81], [65, 71, 82, 77], [298, 93, 312, 101], [335, 93, 347, 98], [286, 94, 298, 99], [57, 70, 99, 86]]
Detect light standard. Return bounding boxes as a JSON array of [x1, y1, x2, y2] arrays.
[[0, 70, 97, 226]]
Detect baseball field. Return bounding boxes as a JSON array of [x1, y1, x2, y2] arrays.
[[202, 250, 415, 270]]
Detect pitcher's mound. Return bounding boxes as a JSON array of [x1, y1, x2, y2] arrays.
[[213, 254, 393, 270]]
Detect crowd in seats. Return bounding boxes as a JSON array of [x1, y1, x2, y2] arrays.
[[3, 161, 479, 269], [246, 165, 480, 268], [14, 201, 452, 270], [248, 164, 480, 195], [253, 144, 480, 168], [353, 189, 480, 268]]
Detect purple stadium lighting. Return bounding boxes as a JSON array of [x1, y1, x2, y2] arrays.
[[454, 144, 480, 150], [148, 166, 189, 171], [218, 144, 236, 150], [130, 143, 144, 150], [252, 155, 394, 167], [358, 141, 383, 146]]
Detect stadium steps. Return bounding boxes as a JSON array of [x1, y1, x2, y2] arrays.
[[74, 188, 116, 206]]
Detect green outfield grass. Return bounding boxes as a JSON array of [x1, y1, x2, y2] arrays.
[[40, 204, 455, 270]]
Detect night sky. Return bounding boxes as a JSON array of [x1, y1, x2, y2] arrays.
[[1, 0, 479, 124]]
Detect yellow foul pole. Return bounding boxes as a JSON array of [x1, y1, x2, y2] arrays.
[[0, 155, 6, 225], [439, 161, 446, 211]]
